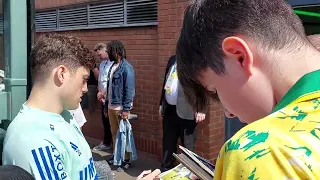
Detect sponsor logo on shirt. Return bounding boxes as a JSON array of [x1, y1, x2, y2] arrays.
[[31, 141, 68, 180], [70, 142, 82, 156], [73, 124, 84, 137], [79, 157, 97, 180]]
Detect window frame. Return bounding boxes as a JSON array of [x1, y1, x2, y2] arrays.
[[35, 0, 158, 32]]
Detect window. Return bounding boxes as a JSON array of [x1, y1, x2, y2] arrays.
[[35, 10, 56, 31], [59, 6, 87, 29], [127, 0, 157, 24], [89, 1, 124, 26], [35, 0, 158, 32], [292, 5, 320, 35]]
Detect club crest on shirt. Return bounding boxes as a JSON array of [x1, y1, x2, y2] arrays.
[[50, 124, 54, 131]]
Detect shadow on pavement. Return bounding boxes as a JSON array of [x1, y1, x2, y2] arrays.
[[88, 137, 160, 180]]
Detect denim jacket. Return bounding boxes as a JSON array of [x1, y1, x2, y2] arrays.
[[113, 119, 138, 166], [108, 59, 135, 112]]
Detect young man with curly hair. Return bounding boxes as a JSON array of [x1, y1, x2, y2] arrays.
[[2, 34, 98, 180]]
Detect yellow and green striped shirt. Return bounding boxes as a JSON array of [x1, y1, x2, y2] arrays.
[[215, 70, 320, 180]]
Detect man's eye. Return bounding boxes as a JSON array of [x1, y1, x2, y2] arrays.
[[209, 90, 217, 96], [206, 89, 219, 102]]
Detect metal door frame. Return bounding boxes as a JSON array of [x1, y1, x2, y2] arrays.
[[0, 0, 28, 128]]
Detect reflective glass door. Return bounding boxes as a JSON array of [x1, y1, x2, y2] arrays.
[[0, 0, 29, 163]]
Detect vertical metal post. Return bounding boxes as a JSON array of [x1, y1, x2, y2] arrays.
[[3, 0, 28, 121], [27, 0, 35, 97], [123, 0, 127, 25], [56, 8, 60, 29], [87, 4, 90, 26]]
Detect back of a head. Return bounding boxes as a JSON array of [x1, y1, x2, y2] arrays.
[[308, 34, 320, 50], [178, 0, 307, 75], [176, 0, 308, 111], [30, 33, 95, 83], [0, 165, 35, 180]]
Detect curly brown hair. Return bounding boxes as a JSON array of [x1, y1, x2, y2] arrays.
[[30, 33, 95, 81]]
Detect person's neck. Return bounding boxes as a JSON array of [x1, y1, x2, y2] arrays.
[[25, 84, 63, 114], [267, 47, 320, 105], [115, 58, 122, 65]]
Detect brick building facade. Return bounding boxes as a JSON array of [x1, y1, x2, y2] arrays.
[[35, 0, 225, 162]]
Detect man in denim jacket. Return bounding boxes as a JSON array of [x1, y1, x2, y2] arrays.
[[105, 40, 135, 172]]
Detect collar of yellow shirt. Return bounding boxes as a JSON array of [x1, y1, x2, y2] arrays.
[[272, 69, 320, 113]]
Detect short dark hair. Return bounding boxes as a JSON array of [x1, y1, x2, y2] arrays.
[[30, 33, 95, 82], [176, 0, 308, 111], [179, 76, 218, 112], [308, 34, 320, 50], [107, 40, 127, 61]]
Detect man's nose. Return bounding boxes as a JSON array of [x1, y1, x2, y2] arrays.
[[82, 85, 88, 94]]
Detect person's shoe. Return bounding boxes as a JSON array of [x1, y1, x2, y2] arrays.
[[107, 155, 114, 165], [116, 166, 124, 172], [93, 142, 112, 151], [116, 160, 131, 172], [122, 159, 131, 170]]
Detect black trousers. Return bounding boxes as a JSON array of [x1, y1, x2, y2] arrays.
[[101, 104, 112, 145], [161, 104, 197, 171]]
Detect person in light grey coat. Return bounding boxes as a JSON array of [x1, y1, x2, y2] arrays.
[[159, 55, 206, 171]]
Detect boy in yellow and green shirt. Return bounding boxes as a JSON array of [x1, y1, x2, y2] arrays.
[[214, 70, 320, 179], [174, 0, 320, 180]]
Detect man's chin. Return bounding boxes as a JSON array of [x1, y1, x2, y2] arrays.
[[65, 103, 80, 111]]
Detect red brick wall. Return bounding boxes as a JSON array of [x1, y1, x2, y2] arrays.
[[35, 0, 225, 163], [36, 0, 97, 9]]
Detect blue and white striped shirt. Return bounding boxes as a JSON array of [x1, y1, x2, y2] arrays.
[[2, 104, 98, 180]]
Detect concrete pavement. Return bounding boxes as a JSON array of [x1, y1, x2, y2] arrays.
[[86, 137, 160, 180]]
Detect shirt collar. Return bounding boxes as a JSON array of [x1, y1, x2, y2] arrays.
[[272, 69, 320, 113], [22, 103, 65, 122]]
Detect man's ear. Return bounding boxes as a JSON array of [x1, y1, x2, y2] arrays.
[[221, 36, 254, 77], [54, 65, 68, 85]]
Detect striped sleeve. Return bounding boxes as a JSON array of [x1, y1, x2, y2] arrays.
[[3, 138, 71, 180]]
